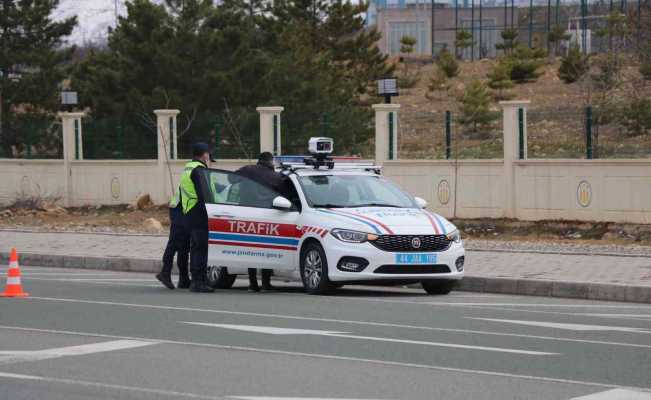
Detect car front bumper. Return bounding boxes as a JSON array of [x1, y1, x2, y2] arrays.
[[322, 236, 465, 283]]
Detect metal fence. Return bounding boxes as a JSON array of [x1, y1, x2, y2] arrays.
[[84, 116, 157, 159], [0, 117, 62, 159], [282, 109, 374, 157], [399, 110, 503, 159]]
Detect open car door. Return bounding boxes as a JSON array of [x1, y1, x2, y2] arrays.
[[197, 168, 301, 273]]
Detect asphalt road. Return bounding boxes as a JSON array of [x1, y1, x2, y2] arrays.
[[1, 266, 651, 400]]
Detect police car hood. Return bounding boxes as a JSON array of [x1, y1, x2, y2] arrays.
[[315, 207, 456, 236]]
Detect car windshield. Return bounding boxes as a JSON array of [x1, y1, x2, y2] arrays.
[[299, 175, 417, 209]]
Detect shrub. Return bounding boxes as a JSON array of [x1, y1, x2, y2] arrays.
[[487, 61, 515, 100], [619, 98, 651, 137], [425, 66, 449, 100], [558, 44, 589, 83], [458, 79, 499, 136], [505, 45, 546, 83], [436, 48, 459, 78]]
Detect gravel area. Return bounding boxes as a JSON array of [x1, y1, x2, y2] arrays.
[[465, 239, 651, 257]]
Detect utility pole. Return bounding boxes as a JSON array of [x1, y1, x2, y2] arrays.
[[114, 0, 119, 26]]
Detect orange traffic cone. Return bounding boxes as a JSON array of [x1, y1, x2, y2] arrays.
[[1, 248, 29, 297]]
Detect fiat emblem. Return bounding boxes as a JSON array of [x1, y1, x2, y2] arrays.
[[411, 237, 422, 249]]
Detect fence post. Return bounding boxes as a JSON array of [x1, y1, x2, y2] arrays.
[[372, 103, 401, 164], [586, 105, 593, 159], [257, 106, 284, 156], [58, 111, 85, 207], [445, 110, 452, 159], [499, 100, 530, 218], [214, 118, 222, 158], [154, 109, 180, 205]]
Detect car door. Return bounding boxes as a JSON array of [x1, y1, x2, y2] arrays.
[[198, 168, 301, 271]]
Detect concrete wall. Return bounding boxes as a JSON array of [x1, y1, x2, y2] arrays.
[[382, 159, 651, 224], [0, 159, 250, 207]]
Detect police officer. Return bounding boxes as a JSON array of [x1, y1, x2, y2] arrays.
[[180, 143, 214, 293], [155, 192, 191, 290], [235, 152, 293, 292]]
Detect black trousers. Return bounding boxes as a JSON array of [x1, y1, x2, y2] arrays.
[[161, 208, 190, 278], [190, 229, 209, 281], [248, 268, 272, 287]]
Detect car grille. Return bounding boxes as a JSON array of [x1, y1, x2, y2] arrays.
[[374, 264, 451, 274], [370, 235, 451, 252]]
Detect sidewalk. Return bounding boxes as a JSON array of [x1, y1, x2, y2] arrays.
[[1, 230, 650, 302]]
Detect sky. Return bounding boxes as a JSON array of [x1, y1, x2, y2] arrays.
[[55, 0, 126, 44]]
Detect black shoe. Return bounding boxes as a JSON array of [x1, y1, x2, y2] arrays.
[[178, 277, 191, 289], [189, 281, 214, 293], [156, 273, 175, 290], [261, 283, 275, 292], [248, 285, 260, 293]]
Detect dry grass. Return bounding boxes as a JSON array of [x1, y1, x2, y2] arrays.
[[396, 57, 651, 159]]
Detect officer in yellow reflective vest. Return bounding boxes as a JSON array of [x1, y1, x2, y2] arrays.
[[179, 143, 215, 293], [155, 190, 191, 290]]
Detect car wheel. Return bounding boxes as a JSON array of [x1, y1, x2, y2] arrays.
[[422, 280, 456, 295], [300, 242, 333, 295], [206, 266, 237, 289]]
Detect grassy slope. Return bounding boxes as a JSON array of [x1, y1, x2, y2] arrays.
[[396, 57, 651, 159]]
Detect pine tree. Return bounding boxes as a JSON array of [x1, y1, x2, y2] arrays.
[[454, 30, 473, 59], [496, 28, 519, 56], [436, 48, 459, 78], [0, 0, 76, 156], [425, 66, 449, 100], [547, 24, 570, 57], [506, 45, 546, 83], [558, 44, 589, 83], [458, 80, 498, 135], [397, 35, 419, 88], [487, 62, 514, 100]]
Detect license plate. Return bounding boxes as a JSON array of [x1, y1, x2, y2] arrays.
[[395, 253, 438, 264]]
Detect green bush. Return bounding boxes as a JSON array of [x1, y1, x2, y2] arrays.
[[437, 48, 459, 78], [558, 44, 589, 83], [487, 61, 514, 100], [506, 45, 546, 83], [619, 98, 651, 137], [458, 79, 499, 136]]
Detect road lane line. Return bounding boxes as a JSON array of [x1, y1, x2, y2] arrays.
[[0, 325, 649, 392], [0, 371, 224, 399], [569, 388, 651, 399], [468, 318, 651, 333], [21, 297, 651, 349], [180, 322, 558, 356], [0, 340, 157, 364]]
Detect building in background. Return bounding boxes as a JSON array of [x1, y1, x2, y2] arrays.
[[372, 0, 519, 59]]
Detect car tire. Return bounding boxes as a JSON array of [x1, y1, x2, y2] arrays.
[[421, 280, 456, 295], [206, 266, 237, 289], [300, 242, 334, 295]]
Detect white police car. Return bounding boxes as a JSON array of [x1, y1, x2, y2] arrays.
[[200, 138, 465, 295]]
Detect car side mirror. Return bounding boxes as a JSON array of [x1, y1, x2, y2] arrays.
[[272, 196, 293, 210], [415, 197, 428, 209]]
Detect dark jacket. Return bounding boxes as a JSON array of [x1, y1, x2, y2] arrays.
[[235, 164, 292, 199]]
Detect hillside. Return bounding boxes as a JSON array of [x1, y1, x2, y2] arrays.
[[394, 58, 651, 159]]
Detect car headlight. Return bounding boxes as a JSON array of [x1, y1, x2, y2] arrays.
[[445, 229, 461, 243], [330, 229, 378, 243]]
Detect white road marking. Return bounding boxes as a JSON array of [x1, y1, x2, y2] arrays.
[[0, 340, 157, 364], [181, 322, 558, 356], [469, 318, 651, 333], [0, 371, 223, 399], [23, 279, 159, 287], [575, 314, 651, 320], [23, 297, 651, 349], [231, 397, 385, 400], [570, 388, 651, 399], [1, 324, 650, 392]]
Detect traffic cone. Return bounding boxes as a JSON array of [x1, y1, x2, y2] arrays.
[[1, 248, 29, 297]]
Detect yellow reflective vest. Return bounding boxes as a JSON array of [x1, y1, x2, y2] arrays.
[[178, 160, 205, 214]]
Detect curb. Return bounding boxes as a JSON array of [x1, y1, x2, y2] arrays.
[[2, 251, 650, 303]]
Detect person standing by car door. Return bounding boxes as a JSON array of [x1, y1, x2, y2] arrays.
[[180, 143, 215, 293], [155, 191, 191, 290], [235, 152, 293, 292]]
